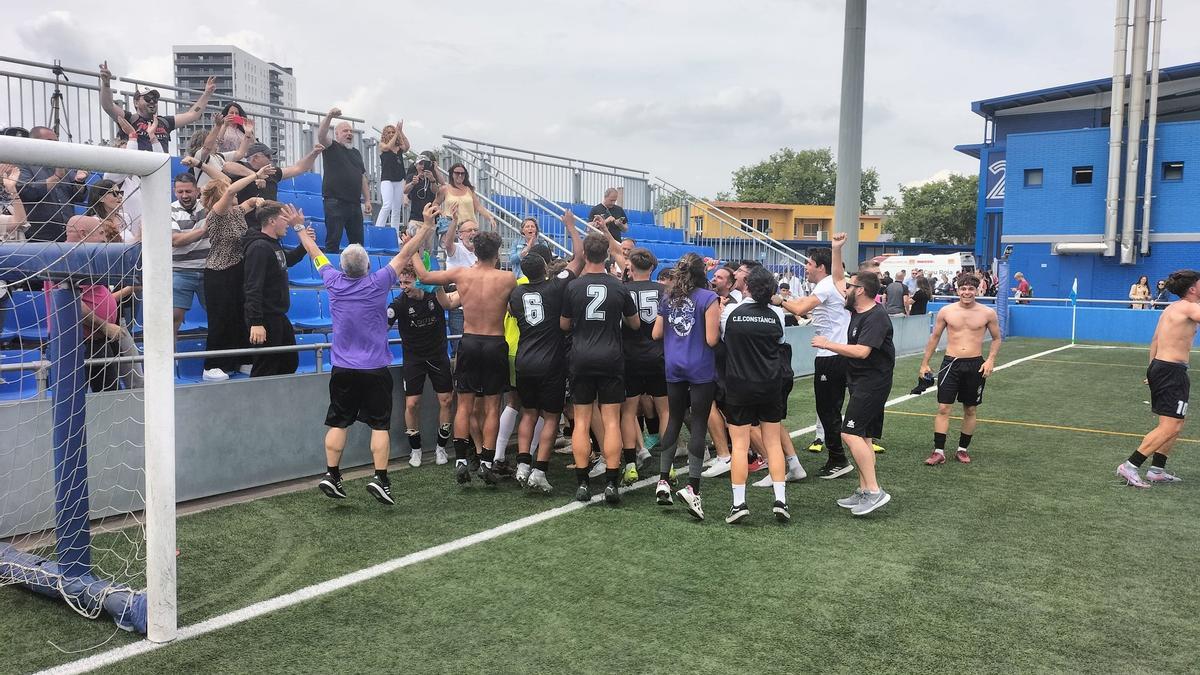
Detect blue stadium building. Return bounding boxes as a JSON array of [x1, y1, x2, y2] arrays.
[[956, 62, 1200, 300]]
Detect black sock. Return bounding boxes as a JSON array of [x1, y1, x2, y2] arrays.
[[638, 414, 646, 432], [646, 414, 660, 435], [622, 448, 636, 464], [534, 459, 549, 472], [563, 422, 575, 438], [326, 465, 341, 478], [453, 438, 470, 462], [437, 424, 452, 448], [605, 467, 620, 486], [589, 430, 601, 454], [688, 476, 700, 493], [1127, 451, 1149, 467], [407, 430, 422, 452], [481, 447, 495, 468], [1151, 452, 1168, 469], [374, 469, 388, 483], [659, 471, 672, 482], [575, 468, 589, 486], [934, 432, 947, 451], [958, 433, 973, 449], [516, 452, 533, 466]]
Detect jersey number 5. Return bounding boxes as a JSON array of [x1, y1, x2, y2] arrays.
[[522, 294, 544, 325], [585, 285, 607, 320], [632, 290, 659, 324]]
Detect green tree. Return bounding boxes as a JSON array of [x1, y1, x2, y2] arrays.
[[730, 147, 880, 212], [884, 174, 978, 244]]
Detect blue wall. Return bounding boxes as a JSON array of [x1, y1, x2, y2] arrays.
[[1004, 127, 1111, 237]]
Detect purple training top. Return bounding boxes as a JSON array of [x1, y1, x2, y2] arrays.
[[659, 287, 718, 383], [320, 264, 397, 370]]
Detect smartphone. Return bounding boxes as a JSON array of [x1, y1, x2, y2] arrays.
[[227, 114, 246, 126]]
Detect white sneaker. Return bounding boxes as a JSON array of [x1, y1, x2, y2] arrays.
[[752, 473, 774, 487], [701, 450, 715, 467], [701, 456, 731, 478], [636, 447, 652, 467], [555, 442, 574, 455], [527, 469, 554, 493], [238, 364, 253, 375], [515, 462, 531, 486], [408, 449, 422, 468], [202, 368, 229, 382], [786, 462, 807, 481], [675, 486, 704, 520], [434, 447, 448, 465], [587, 457, 607, 479]]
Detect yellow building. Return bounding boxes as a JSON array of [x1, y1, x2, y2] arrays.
[[660, 201, 884, 242]]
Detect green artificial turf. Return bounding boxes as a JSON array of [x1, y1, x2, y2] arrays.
[[4, 339, 1198, 674]]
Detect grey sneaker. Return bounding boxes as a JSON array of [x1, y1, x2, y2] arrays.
[[1145, 468, 1182, 484], [850, 489, 891, 516], [836, 489, 866, 509], [527, 469, 554, 494]]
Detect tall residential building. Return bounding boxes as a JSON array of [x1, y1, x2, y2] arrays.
[[172, 45, 298, 163]]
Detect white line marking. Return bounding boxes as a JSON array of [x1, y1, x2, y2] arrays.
[[47, 342, 1077, 674], [788, 342, 1076, 438]]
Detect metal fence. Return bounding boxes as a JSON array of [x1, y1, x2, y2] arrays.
[[0, 55, 373, 180]]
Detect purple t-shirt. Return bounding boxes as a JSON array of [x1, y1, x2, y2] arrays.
[[320, 264, 397, 370], [659, 287, 717, 383]]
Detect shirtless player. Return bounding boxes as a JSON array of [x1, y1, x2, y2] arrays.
[[1116, 269, 1200, 487], [414, 229, 516, 486], [919, 275, 1001, 465]]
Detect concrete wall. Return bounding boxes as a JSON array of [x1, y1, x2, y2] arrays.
[[1, 315, 937, 539]]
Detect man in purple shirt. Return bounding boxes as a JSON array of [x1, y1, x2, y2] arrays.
[[296, 203, 437, 505]]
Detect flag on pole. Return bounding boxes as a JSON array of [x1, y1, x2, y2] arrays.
[[1070, 277, 1078, 305]]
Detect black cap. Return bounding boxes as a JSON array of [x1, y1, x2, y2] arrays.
[[246, 142, 275, 158]]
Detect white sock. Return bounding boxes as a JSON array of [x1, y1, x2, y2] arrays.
[[934, 448, 945, 455], [732, 484, 746, 505], [495, 406, 519, 461], [957, 446, 969, 453], [815, 420, 825, 442], [785, 455, 800, 471], [456, 459, 467, 466], [530, 417, 545, 454], [717, 455, 731, 465], [772, 481, 786, 502]]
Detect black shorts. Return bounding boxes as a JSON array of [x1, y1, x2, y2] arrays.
[[403, 352, 453, 397], [571, 372, 625, 405], [516, 371, 567, 415], [936, 356, 986, 407], [725, 390, 785, 427], [779, 375, 794, 419], [326, 366, 393, 431], [625, 359, 667, 398], [842, 384, 887, 439], [1148, 359, 1190, 419], [454, 334, 508, 396]]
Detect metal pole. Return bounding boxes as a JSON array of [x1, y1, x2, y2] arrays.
[[1120, 0, 1150, 264], [140, 161, 178, 643], [834, 0, 867, 269], [1104, 0, 1130, 258], [1140, 0, 1163, 256]]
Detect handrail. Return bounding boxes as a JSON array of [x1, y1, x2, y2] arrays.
[[653, 174, 809, 267], [929, 294, 1169, 307], [444, 135, 648, 175], [0, 55, 365, 123]]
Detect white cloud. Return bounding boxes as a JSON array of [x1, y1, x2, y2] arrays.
[[903, 169, 967, 189]]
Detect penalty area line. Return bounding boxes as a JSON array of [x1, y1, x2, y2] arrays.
[[789, 342, 1076, 438]]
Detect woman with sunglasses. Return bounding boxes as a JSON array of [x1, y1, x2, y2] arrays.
[[435, 163, 496, 234], [66, 180, 132, 243]]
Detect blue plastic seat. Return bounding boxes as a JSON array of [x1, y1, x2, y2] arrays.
[[179, 301, 207, 333], [0, 349, 43, 400], [294, 333, 331, 373], [290, 172, 322, 194], [2, 291, 50, 341], [364, 226, 399, 255], [175, 338, 208, 383], [388, 329, 404, 365], [290, 290, 331, 330]]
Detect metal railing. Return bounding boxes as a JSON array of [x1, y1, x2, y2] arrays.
[[442, 135, 653, 211], [650, 175, 809, 273], [0, 55, 370, 174], [930, 294, 1171, 308]]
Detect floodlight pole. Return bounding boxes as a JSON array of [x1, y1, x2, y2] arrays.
[[834, 0, 867, 270]]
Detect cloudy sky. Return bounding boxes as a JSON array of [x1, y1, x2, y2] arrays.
[[3, 1, 1198, 200]]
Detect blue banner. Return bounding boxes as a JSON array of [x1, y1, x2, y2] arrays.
[[996, 257, 1010, 338]]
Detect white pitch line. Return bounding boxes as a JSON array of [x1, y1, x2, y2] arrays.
[[47, 341, 1077, 675], [788, 342, 1076, 438]]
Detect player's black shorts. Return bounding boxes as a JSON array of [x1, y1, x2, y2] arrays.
[[714, 378, 728, 414], [516, 371, 567, 415], [724, 388, 785, 427], [571, 372, 625, 405], [779, 375, 794, 419], [1148, 358, 1190, 419], [454, 334, 508, 396], [625, 359, 667, 398], [326, 366, 393, 431], [402, 352, 453, 397], [936, 355, 986, 407], [843, 381, 888, 439]]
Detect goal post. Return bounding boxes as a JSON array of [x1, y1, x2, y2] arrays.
[[0, 135, 176, 642]]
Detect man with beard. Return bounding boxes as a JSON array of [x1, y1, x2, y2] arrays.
[[100, 61, 215, 152], [317, 108, 371, 252]]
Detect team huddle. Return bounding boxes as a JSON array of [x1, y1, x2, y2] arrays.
[[300, 200, 1192, 521]]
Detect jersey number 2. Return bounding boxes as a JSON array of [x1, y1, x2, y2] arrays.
[[522, 294, 544, 325], [585, 285, 607, 320]]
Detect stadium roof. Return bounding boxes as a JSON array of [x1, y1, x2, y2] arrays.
[[971, 61, 1200, 118]]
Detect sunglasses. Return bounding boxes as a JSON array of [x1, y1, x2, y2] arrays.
[[452, 171, 467, 176], [108, 190, 124, 197], [846, 283, 863, 288]]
